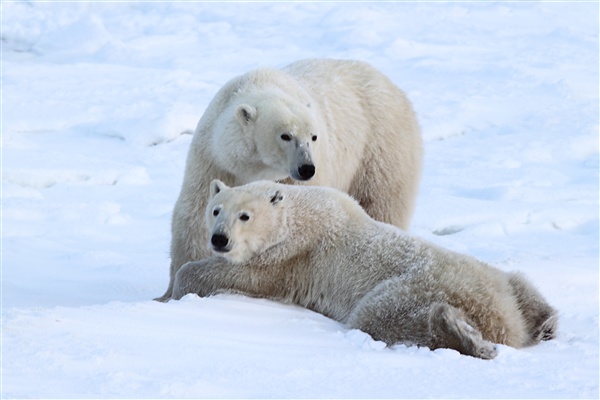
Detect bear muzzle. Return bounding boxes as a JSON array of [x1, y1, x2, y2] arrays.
[[288, 142, 315, 181], [211, 233, 231, 253], [296, 164, 316, 180]]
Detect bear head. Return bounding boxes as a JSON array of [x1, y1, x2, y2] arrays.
[[211, 90, 320, 184], [205, 179, 289, 263]]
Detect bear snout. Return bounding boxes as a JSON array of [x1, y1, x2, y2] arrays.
[[297, 164, 315, 180], [211, 233, 230, 252]]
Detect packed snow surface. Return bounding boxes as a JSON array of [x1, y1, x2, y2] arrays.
[[2, 2, 598, 398]]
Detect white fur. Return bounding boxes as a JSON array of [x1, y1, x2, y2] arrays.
[[156, 59, 423, 301], [173, 181, 558, 359]]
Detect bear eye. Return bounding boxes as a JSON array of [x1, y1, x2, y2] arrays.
[[311, 135, 317, 142], [212, 208, 220, 217], [239, 213, 250, 222], [280, 133, 292, 142]]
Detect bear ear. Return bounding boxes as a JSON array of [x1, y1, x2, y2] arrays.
[[268, 190, 284, 206], [236, 104, 257, 126], [210, 179, 228, 198]]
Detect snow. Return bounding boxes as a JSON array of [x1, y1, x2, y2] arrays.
[[2, 1, 598, 398]]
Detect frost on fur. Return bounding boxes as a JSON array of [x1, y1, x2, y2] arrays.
[[173, 181, 558, 359]]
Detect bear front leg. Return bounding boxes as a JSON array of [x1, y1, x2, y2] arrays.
[[172, 257, 243, 300]]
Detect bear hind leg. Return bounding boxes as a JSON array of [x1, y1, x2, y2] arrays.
[[508, 272, 558, 345], [347, 278, 497, 359], [429, 303, 498, 360]]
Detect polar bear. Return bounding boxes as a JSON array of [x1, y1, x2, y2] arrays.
[[172, 180, 558, 359], [156, 59, 423, 301]]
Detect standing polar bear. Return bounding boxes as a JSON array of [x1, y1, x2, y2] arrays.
[[156, 59, 423, 301], [173, 180, 558, 359]]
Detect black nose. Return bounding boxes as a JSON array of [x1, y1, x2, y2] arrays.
[[211, 234, 229, 250], [297, 164, 315, 180]]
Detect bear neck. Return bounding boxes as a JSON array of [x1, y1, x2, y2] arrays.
[[284, 186, 369, 252]]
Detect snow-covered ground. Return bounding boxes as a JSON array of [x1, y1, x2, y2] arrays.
[[2, 2, 598, 398]]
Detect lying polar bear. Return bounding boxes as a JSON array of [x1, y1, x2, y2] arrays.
[[172, 180, 557, 359]]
